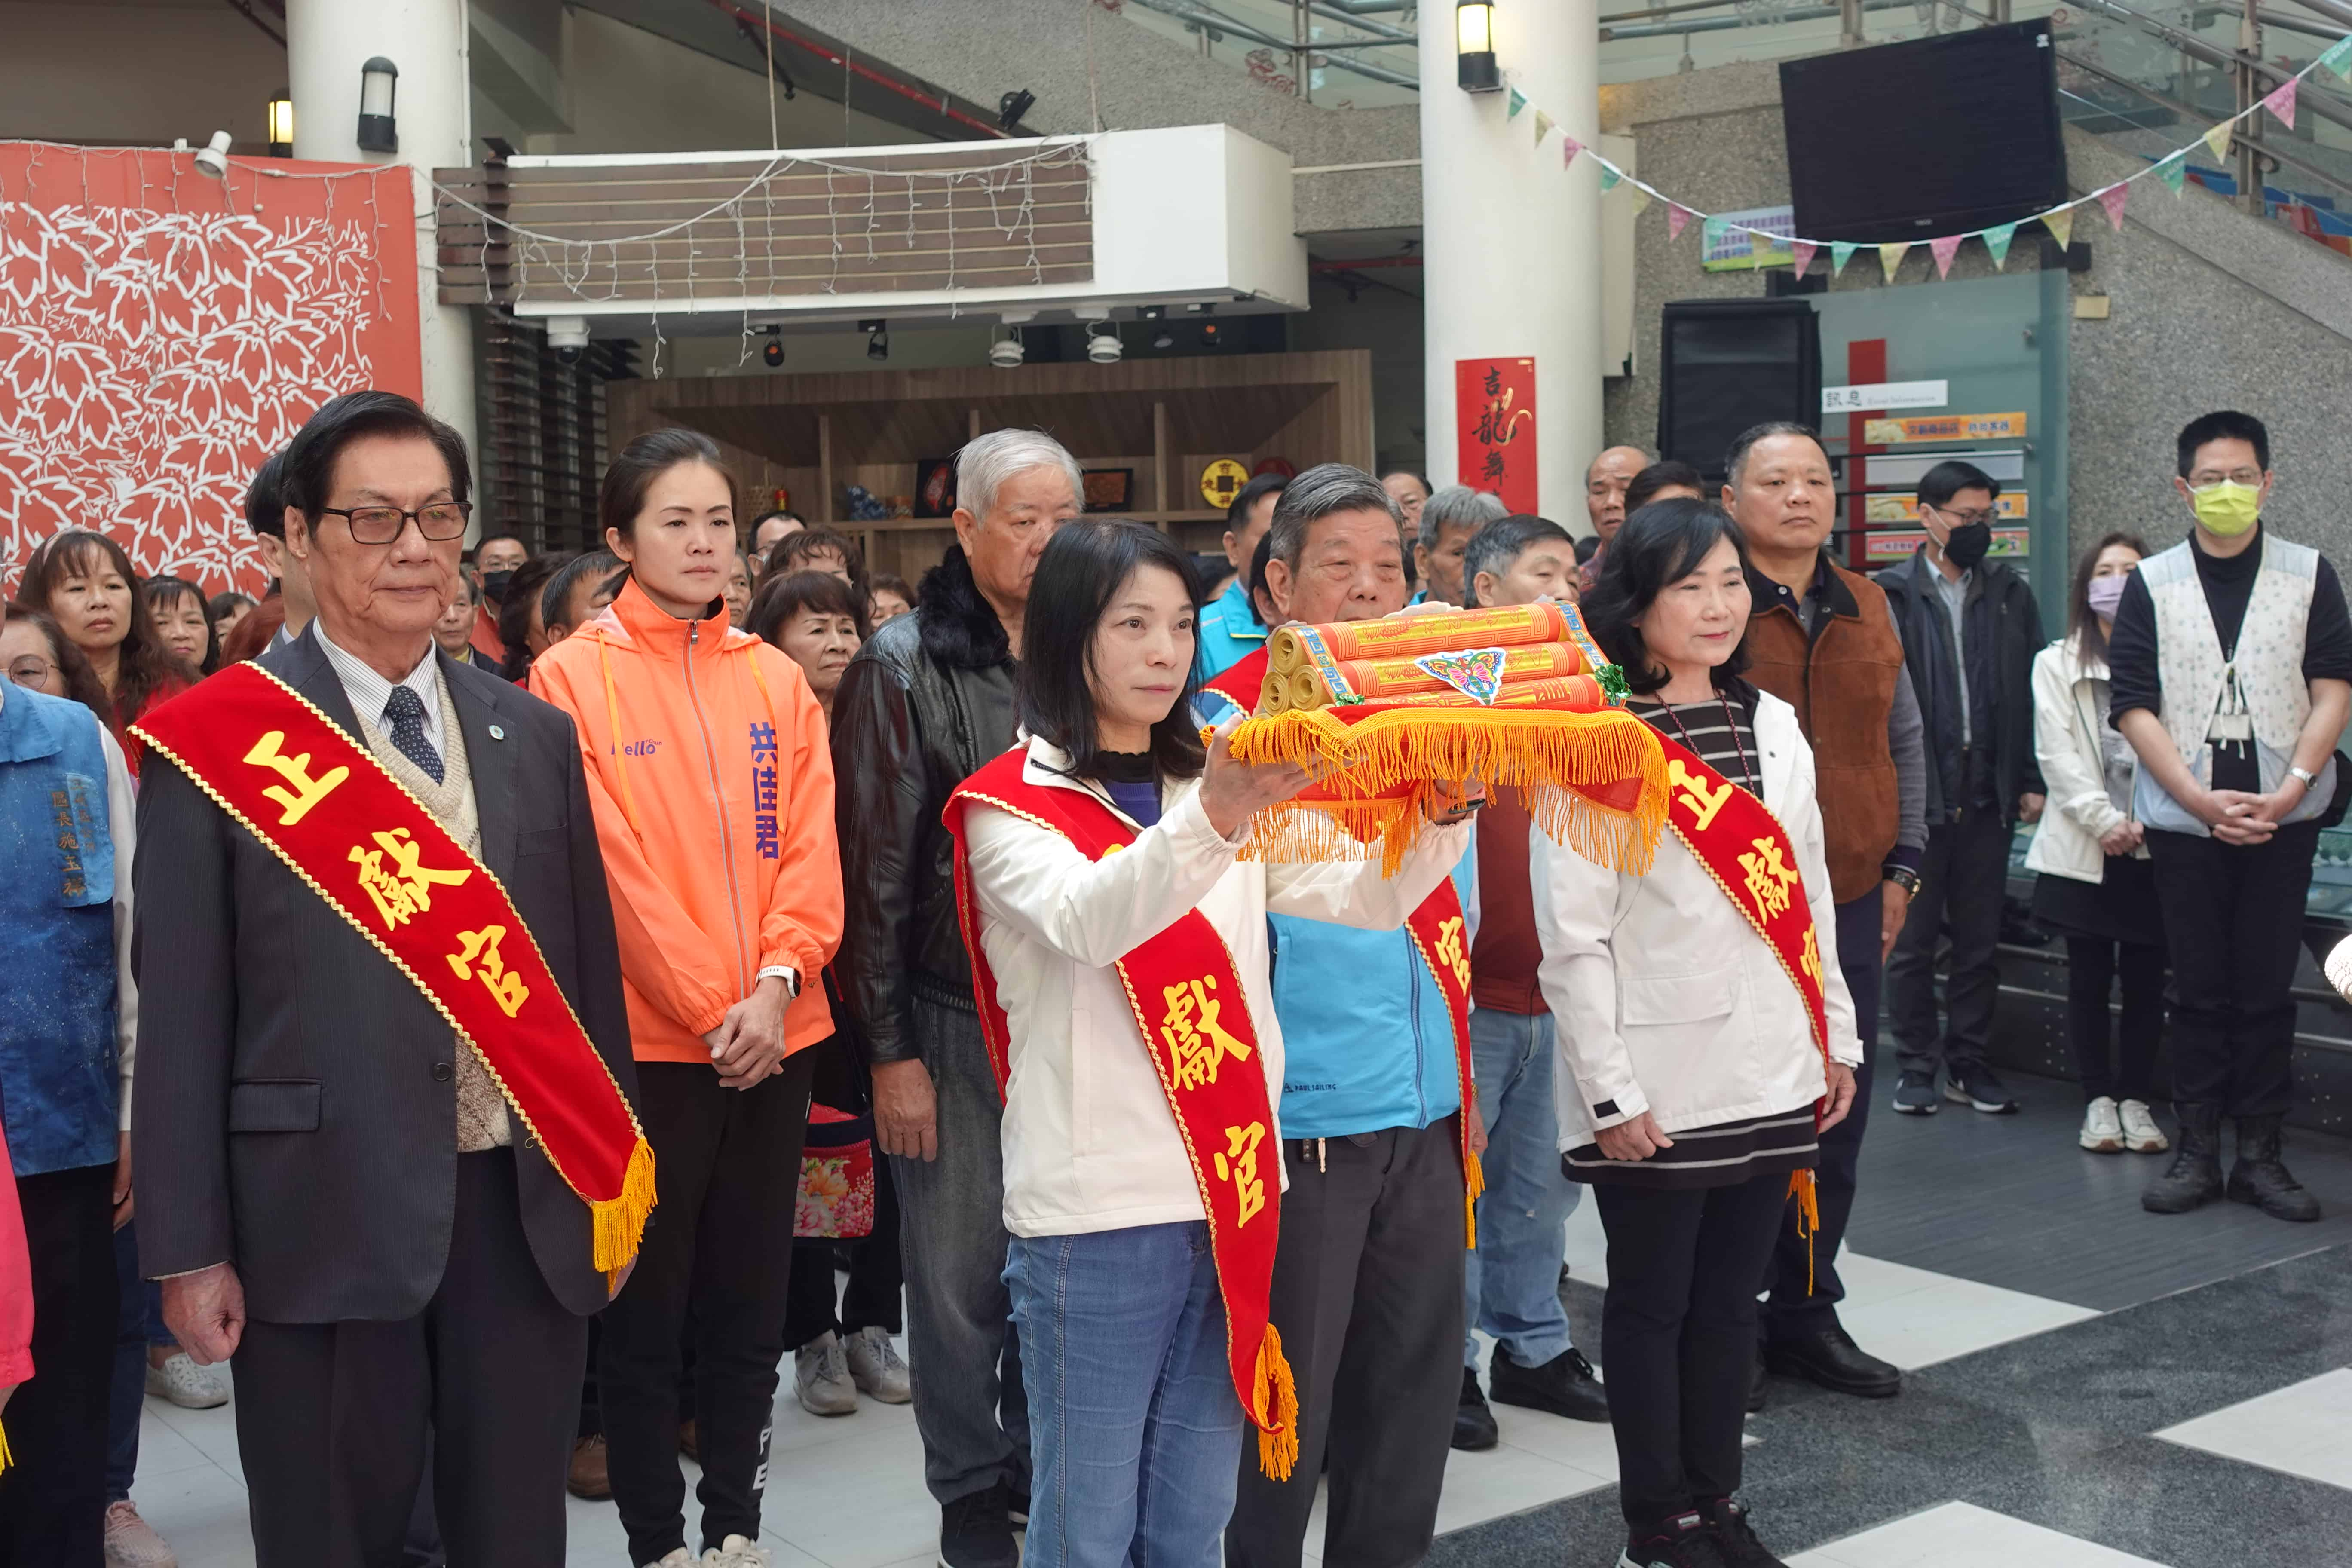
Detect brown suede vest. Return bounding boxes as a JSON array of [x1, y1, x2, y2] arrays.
[[1743, 559, 1905, 903]]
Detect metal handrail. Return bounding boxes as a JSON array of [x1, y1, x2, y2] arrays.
[[1121, 0, 1419, 89]]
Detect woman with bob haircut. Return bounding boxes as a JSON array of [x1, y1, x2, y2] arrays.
[[943, 519, 1477, 1568], [1538, 497, 1862, 1568], [530, 428, 843, 1568]]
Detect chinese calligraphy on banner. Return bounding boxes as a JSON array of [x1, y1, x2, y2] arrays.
[[1455, 358, 1537, 514]]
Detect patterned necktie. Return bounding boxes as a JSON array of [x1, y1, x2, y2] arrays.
[[382, 685, 445, 784]]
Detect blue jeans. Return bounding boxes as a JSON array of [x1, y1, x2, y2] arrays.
[[1005, 1222, 1244, 1568], [1462, 1009, 1578, 1369]]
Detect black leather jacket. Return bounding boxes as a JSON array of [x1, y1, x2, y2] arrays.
[[831, 546, 1019, 1066]]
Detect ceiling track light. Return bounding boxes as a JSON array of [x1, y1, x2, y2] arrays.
[[990, 328, 1025, 369], [761, 326, 784, 368], [1085, 321, 1122, 363], [861, 318, 889, 361]]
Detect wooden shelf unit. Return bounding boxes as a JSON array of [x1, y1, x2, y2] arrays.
[[606, 351, 1375, 582]]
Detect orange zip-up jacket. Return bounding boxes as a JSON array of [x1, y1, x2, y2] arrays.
[[530, 578, 842, 1064]]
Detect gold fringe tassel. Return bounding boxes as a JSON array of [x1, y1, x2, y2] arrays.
[[592, 1137, 658, 1286], [1227, 707, 1669, 879], [1788, 1168, 1821, 1294], [0, 1416, 10, 1476], [1463, 1143, 1485, 1250], [1253, 1323, 1302, 1481]]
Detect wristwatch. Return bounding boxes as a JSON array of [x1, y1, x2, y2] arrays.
[[1884, 865, 1922, 897], [755, 965, 802, 998], [2291, 765, 2322, 792]]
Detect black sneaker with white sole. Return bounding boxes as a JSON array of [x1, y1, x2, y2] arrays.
[[938, 1483, 1017, 1568], [1943, 1066, 2020, 1114], [1890, 1070, 1939, 1115], [1618, 1510, 1733, 1568], [1708, 1497, 1792, 1567]]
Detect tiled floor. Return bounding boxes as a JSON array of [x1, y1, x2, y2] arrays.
[[122, 1076, 2352, 1565]]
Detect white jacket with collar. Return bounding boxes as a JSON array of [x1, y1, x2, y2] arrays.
[[2024, 634, 2140, 884], [1531, 688, 1863, 1148], [962, 735, 1473, 1239]]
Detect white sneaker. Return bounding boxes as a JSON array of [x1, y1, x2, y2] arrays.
[[704, 1536, 772, 1567], [795, 1330, 859, 1416], [144, 1351, 230, 1409], [2119, 1099, 2171, 1153], [2079, 1096, 2124, 1153], [104, 1500, 177, 1568], [844, 1325, 912, 1404], [646, 1552, 695, 1567]]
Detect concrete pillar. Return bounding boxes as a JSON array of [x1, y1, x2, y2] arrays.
[[286, 0, 477, 462], [1418, 0, 1602, 524]]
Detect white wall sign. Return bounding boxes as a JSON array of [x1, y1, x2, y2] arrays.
[[1821, 380, 1949, 413]]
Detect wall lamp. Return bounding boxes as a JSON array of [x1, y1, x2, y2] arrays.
[[357, 57, 399, 154], [267, 93, 294, 158], [1457, 1, 1501, 93]]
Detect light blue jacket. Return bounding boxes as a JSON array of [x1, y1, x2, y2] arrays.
[[1193, 577, 1265, 685], [1196, 680, 1477, 1139]]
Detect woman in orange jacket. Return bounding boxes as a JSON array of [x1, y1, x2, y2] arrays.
[[531, 428, 844, 1568]]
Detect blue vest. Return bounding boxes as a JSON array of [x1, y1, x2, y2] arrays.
[[1193, 578, 1267, 684], [0, 688, 121, 1175]]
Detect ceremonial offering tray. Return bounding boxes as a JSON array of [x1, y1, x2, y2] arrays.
[[1207, 602, 1669, 875]]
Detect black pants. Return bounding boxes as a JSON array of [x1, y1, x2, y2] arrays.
[[600, 1057, 812, 1565], [0, 1162, 115, 1568], [782, 1155, 905, 1349], [2065, 935, 2166, 1103], [1890, 807, 2011, 1079], [1594, 1170, 1791, 1527], [231, 1150, 588, 1568], [2146, 822, 2319, 1118], [1760, 891, 1879, 1336], [1226, 1120, 1465, 1568]]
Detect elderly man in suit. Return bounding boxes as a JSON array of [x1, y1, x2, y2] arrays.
[[132, 390, 640, 1567]]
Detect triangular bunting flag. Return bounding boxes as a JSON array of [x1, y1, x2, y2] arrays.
[[1983, 223, 2018, 268], [1792, 240, 1818, 277], [1507, 87, 1527, 119], [2043, 207, 2075, 251], [1562, 134, 1583, 169], [2324, 36, 2352, 83], [1598, 163, 1622, 192], [1629, 184, 1653, 216], [2264, 77, 2297, 130], [1534, 110, 1555, 146], [2098, 183, 2130, 231], [1668, 203, 1694, 241], [1878, 242, 1909, 283], [1929, 234, 1963, 279], [2158, 153, 2188, 196], [1831, 241, 1858, 276], [2202, 120, 2233, 162]]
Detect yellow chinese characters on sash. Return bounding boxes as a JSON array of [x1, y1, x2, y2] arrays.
[[131, 662, 655, 1284], [942, 749, 1301, 1482]]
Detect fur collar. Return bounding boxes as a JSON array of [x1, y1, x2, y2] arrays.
[[916, 545, 1013, 670]]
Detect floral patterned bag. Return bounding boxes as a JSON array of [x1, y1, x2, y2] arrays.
[[796, 1104, 875, 1238]]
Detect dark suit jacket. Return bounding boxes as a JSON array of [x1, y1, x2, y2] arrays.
[[132, 627, 637, 1320]]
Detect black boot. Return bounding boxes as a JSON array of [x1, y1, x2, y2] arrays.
[[2142, 1102, 2225, 1214], [1453, 1366, 1500, 1451], [2227, 1114, 2323, 1222]]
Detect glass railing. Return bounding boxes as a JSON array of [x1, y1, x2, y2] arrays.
[[1107, 0, 1421, 108]]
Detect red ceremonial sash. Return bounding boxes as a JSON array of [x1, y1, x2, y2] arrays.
[[1650, 730, 1834, 1254], [131, 662, 655, 1283], [942, 749, 1303, 1481], [1198, 645, 1485, 1244]]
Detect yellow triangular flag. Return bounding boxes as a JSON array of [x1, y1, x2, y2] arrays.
[[1629, 185, 1652, 216], [2043, 207, 2074, 251], [1878, 242, 1909, 283], [2202, 121, 2233, 162], [1534, 109, 1555, 146]]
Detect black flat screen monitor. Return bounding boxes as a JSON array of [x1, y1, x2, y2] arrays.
[[1779, 21, 2067, 244]]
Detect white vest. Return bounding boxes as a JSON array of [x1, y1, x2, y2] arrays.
[[2134, 534, 2334, 829]]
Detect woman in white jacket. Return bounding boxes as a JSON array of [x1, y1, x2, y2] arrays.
[[2025, 533, 2170, 1155], [1534, 500, 1861, 1568], [949, 521, 1474, 1568]]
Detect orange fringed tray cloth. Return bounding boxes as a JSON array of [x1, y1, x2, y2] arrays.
[[1217, 603, 1669, 877]]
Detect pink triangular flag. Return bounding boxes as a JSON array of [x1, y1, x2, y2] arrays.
[[2098, 182, 2130, 231], [1791, 239, 1818, 277], [1561, 134, 1583, 170], [1668, 203, 1693, 241], [1929, 234, 1963, 279], [2264, 77, 2298, 130]]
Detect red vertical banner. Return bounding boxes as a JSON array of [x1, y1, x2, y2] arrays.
[[1843, 340, 1887, 573], [1455, 357, 1538, 514]]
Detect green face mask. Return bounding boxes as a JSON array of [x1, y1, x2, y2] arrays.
[[2190, 479, 2262, 537]]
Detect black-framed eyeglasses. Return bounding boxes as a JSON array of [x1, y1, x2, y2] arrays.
[[8, 655, 58, 689], [1924, 503, 2000, 529], [318, 502, 473, 544]]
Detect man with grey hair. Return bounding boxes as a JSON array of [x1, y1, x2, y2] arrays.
[[1200, 464, 1485, 1568], [1413, 484, 1508, 608], [832, 427, 1082, 1568]]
